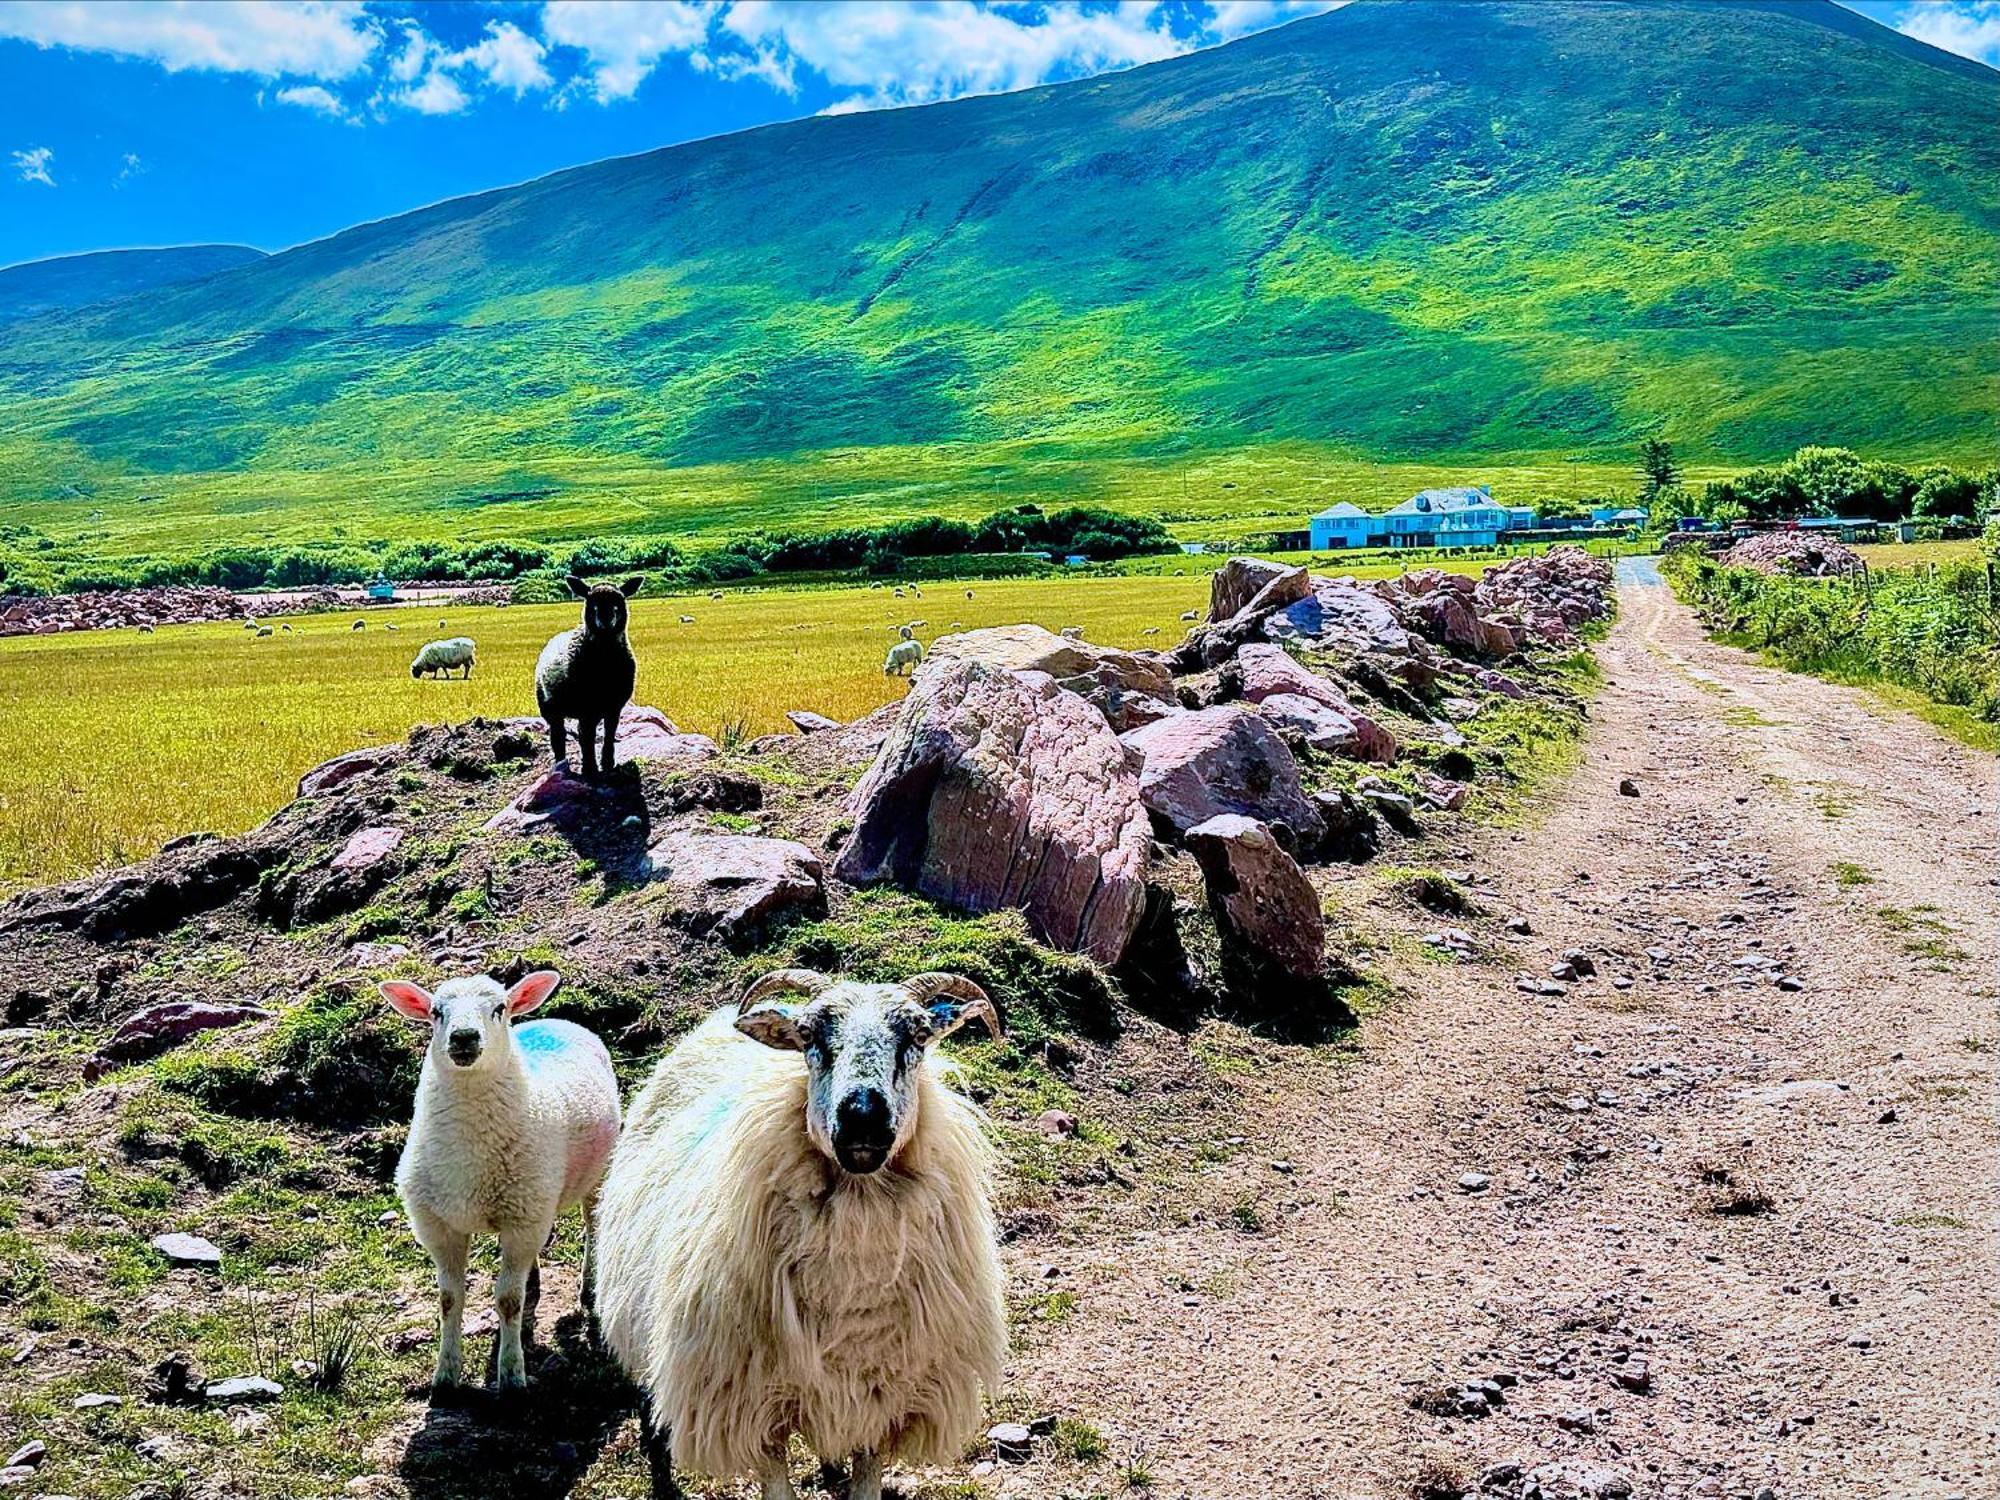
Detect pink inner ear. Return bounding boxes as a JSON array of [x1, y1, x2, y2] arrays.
[[506, 970, 561, 1016], [380, 982, 433, 1021]]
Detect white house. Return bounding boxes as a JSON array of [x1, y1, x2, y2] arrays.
[[1310, 485, 1532, 550]]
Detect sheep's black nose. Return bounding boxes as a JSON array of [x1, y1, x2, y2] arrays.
[[833, 1089, 893, 1171], [446, 1029, 482, 1065]]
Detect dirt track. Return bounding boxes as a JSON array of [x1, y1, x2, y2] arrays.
[[1004, 565, 1997, 1500]]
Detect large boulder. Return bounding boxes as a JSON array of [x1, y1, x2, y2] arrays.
[[928, 623, 1173, 704], [642, 833, 826, 944], [835, 658, 1152, 964], [1120, 705, 1321, 842], [1209, 558, 1312, 625], [1227, 646, 1396, 762], [297, 744, 405, 799], [1265, 580, 1416, 657], [1184, 815, 1326, 979], [90, 1001, 273, 1073], [1256, 693, 1387, 760], [612, 706, 719, 763], [1388, 584, 1517, 658]]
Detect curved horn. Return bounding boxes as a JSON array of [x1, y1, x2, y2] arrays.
[[737, 968, 834, 1013], [901, 972, 1003, 1040]]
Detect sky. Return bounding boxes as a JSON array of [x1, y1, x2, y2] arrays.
[[0, 0, 1994, 268]]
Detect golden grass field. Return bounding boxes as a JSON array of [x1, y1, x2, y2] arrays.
[[0, 554, 1557, 894], [1851, 538, 1985, 570]]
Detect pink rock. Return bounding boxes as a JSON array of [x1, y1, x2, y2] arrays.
[[785, 710, 843, 734], [642, 833, 826, 943], [836, 658, 1151, 964], [929, 623, 1174, 703], [484, 766, 597, 834], [95, 1001, 273, 1066], [1266, 581, 1415, 657], [297, 744, 404, 799], [614, 705, 718, 762], [1208, 558, 1313, 625], [1184, 814, 1326, 978], [1416, 772, 1471, 811], [331, 826, 403, 874], [1120, 705, 1321, 841], [1230, 646, 1396, 762]]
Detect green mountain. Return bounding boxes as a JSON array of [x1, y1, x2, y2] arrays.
[[2, 0, 1994, 558], [0, 244, 266, 326]]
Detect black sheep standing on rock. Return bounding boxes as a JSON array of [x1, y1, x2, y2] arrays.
[[536, 575, 642, 781]]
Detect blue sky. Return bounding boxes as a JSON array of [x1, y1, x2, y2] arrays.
[[1, 0, 1993, 268]]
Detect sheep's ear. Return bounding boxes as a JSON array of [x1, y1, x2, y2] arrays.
[[380, 981, 434, 1022], [736, 1001, 806, 1052], [565, 575, 590, 598], [902, 973, 1002, 1043], [505, 969, 561, 1017], [619, 575, 644, 597]]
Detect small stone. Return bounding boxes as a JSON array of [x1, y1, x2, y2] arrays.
[[1753, 1487, 1777, 1500], [1556, 1407, 1596, 1433], [149, 1232, 223, 1269], [1506, 915, 1532, 935], [987, 1423, 1033, 1462], [73, 1394, 123, 1410], [1035, 1110, 1078, 1140], [1458, 1172, 1491, 1193], [1618, 778, 1639, 797], [3, 1444, 43, 1470], [1550, 962, 1578, 982], [1613, 1357, 1651, 1393], [1776, 975, 1804, 992], [1876, 1108, 1898, 1125], [1563, 948, 1597, 977], [203, 1376, 283, 1404]]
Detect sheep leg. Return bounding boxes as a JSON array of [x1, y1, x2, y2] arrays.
[[756, 1448, 796, 1500], [412, 1211, 468, 1393], [493, 1224, 540, 1390], [847, 1450, 883, 1500], [599, 711, 619, 775], [638, 1404, 680, 1499], [577, 718, 601, 782], [545, 715, 566, 769], [578, 1187, 601, 1313]]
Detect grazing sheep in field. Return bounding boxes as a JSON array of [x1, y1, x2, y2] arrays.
[[256, 625, 274, 637], [382, 970, 620, 1394], [1059, 625, 1083, 640], [1142, 626, 1160, 635], [908, 584, 922, 598], [678, 614, 695, 625], [883, 638, 923, 676], [596, 969, 1006, 1500], [892, 587, 905, 599], [385, 622, 400, 631], [137, 623, 154, 634], [242, 618, 258, 631], [352, 619, 366, 631], [281, 623, 293, 633], [1180, 609, 1199, 621], [411, 636, 477, 680], [709, 590, 723, 600], [536, 574, 641, 781], [965, 589, 974, 600]]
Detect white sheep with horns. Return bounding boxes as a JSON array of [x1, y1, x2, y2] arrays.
[[381, 970, 620, 1393], [594, 969, 1007, 1500]]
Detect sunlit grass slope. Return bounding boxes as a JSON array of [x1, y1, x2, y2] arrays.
[[0, 0, 1993, 558]]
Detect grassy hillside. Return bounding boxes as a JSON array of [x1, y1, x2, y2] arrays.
[[0, 244, 266, 326], [0, 0, 1993, 559]]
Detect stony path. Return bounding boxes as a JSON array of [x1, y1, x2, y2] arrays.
[[1003, 566, 1997, 1500]]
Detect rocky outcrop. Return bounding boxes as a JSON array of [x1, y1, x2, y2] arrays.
[[642, 833, 826, 945], [0, 841, 277, 943], [1227, 645, 1396, 762], [87, 1001, 273, 1077], [612, 706, 719, 763], [1121, 706, 1320, 843], [835, 657, 1152, 964], [1474, 547, 1616, 643], [929, 623, 1174, 703], [1721, 531, 1864, 579], [297, 744, 405, 799], [1184, 814, 1326, 978], [1208, 557, 1312, 625], [784, 710, 842, 734], [0, 586, 247, 638]]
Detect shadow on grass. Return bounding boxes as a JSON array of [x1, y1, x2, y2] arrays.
[[398, 1309, 639, 1500]]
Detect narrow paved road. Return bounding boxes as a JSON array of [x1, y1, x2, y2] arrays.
[[1007, 567, 1997, 1500]]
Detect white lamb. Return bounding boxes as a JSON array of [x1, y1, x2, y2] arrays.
[[883, 637, 923, 676], [595, 969, 1006, 1500], [410, 636, 477, 679], [380, 969, 621, 1392]]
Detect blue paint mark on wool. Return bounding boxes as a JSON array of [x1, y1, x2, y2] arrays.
[[515, 1022, 569, 1060]]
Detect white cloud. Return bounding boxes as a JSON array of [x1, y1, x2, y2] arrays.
[[1201, 1, 1348, 44], [115, 150, 144, 184], [1894, 0, 2000, 65], [450, 21, 554, 97], [0, 0, 379, 80], [275, 82, 347, 118], [395, 68, 470, 116], [386, 22, 431, 83], [723, 0, 1187, 112], [541, 0, 713, 101], [12, 146, 55, 186]]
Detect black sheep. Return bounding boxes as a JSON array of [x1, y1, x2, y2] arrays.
[[535, 575, 642, 781]]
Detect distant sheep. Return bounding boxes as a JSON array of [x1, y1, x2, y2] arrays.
[[536, 574, 641, 781], [352, 619, 366, 631], [411, 636, 477, 679], [256, 626, 273, 638], [595, 969, 1005, 1500], [1059, 625, 1083, 640], [678, 614, 695, 625], [137, 623, 154, 634], [884, 638, 923, 676], [1180, 609, 1199, 621], [385, 623, 400, 632], [1141, 626, 1160, 635], [382, 970, 620, 1393]]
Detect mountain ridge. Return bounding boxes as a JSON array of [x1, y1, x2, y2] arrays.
[[2, 0, 1993, 555]]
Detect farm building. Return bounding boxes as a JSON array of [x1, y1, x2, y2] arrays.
[[1309, 486, 1536, 551]]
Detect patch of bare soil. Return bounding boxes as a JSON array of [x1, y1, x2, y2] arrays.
[[997, 570, 1997, 1500]]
